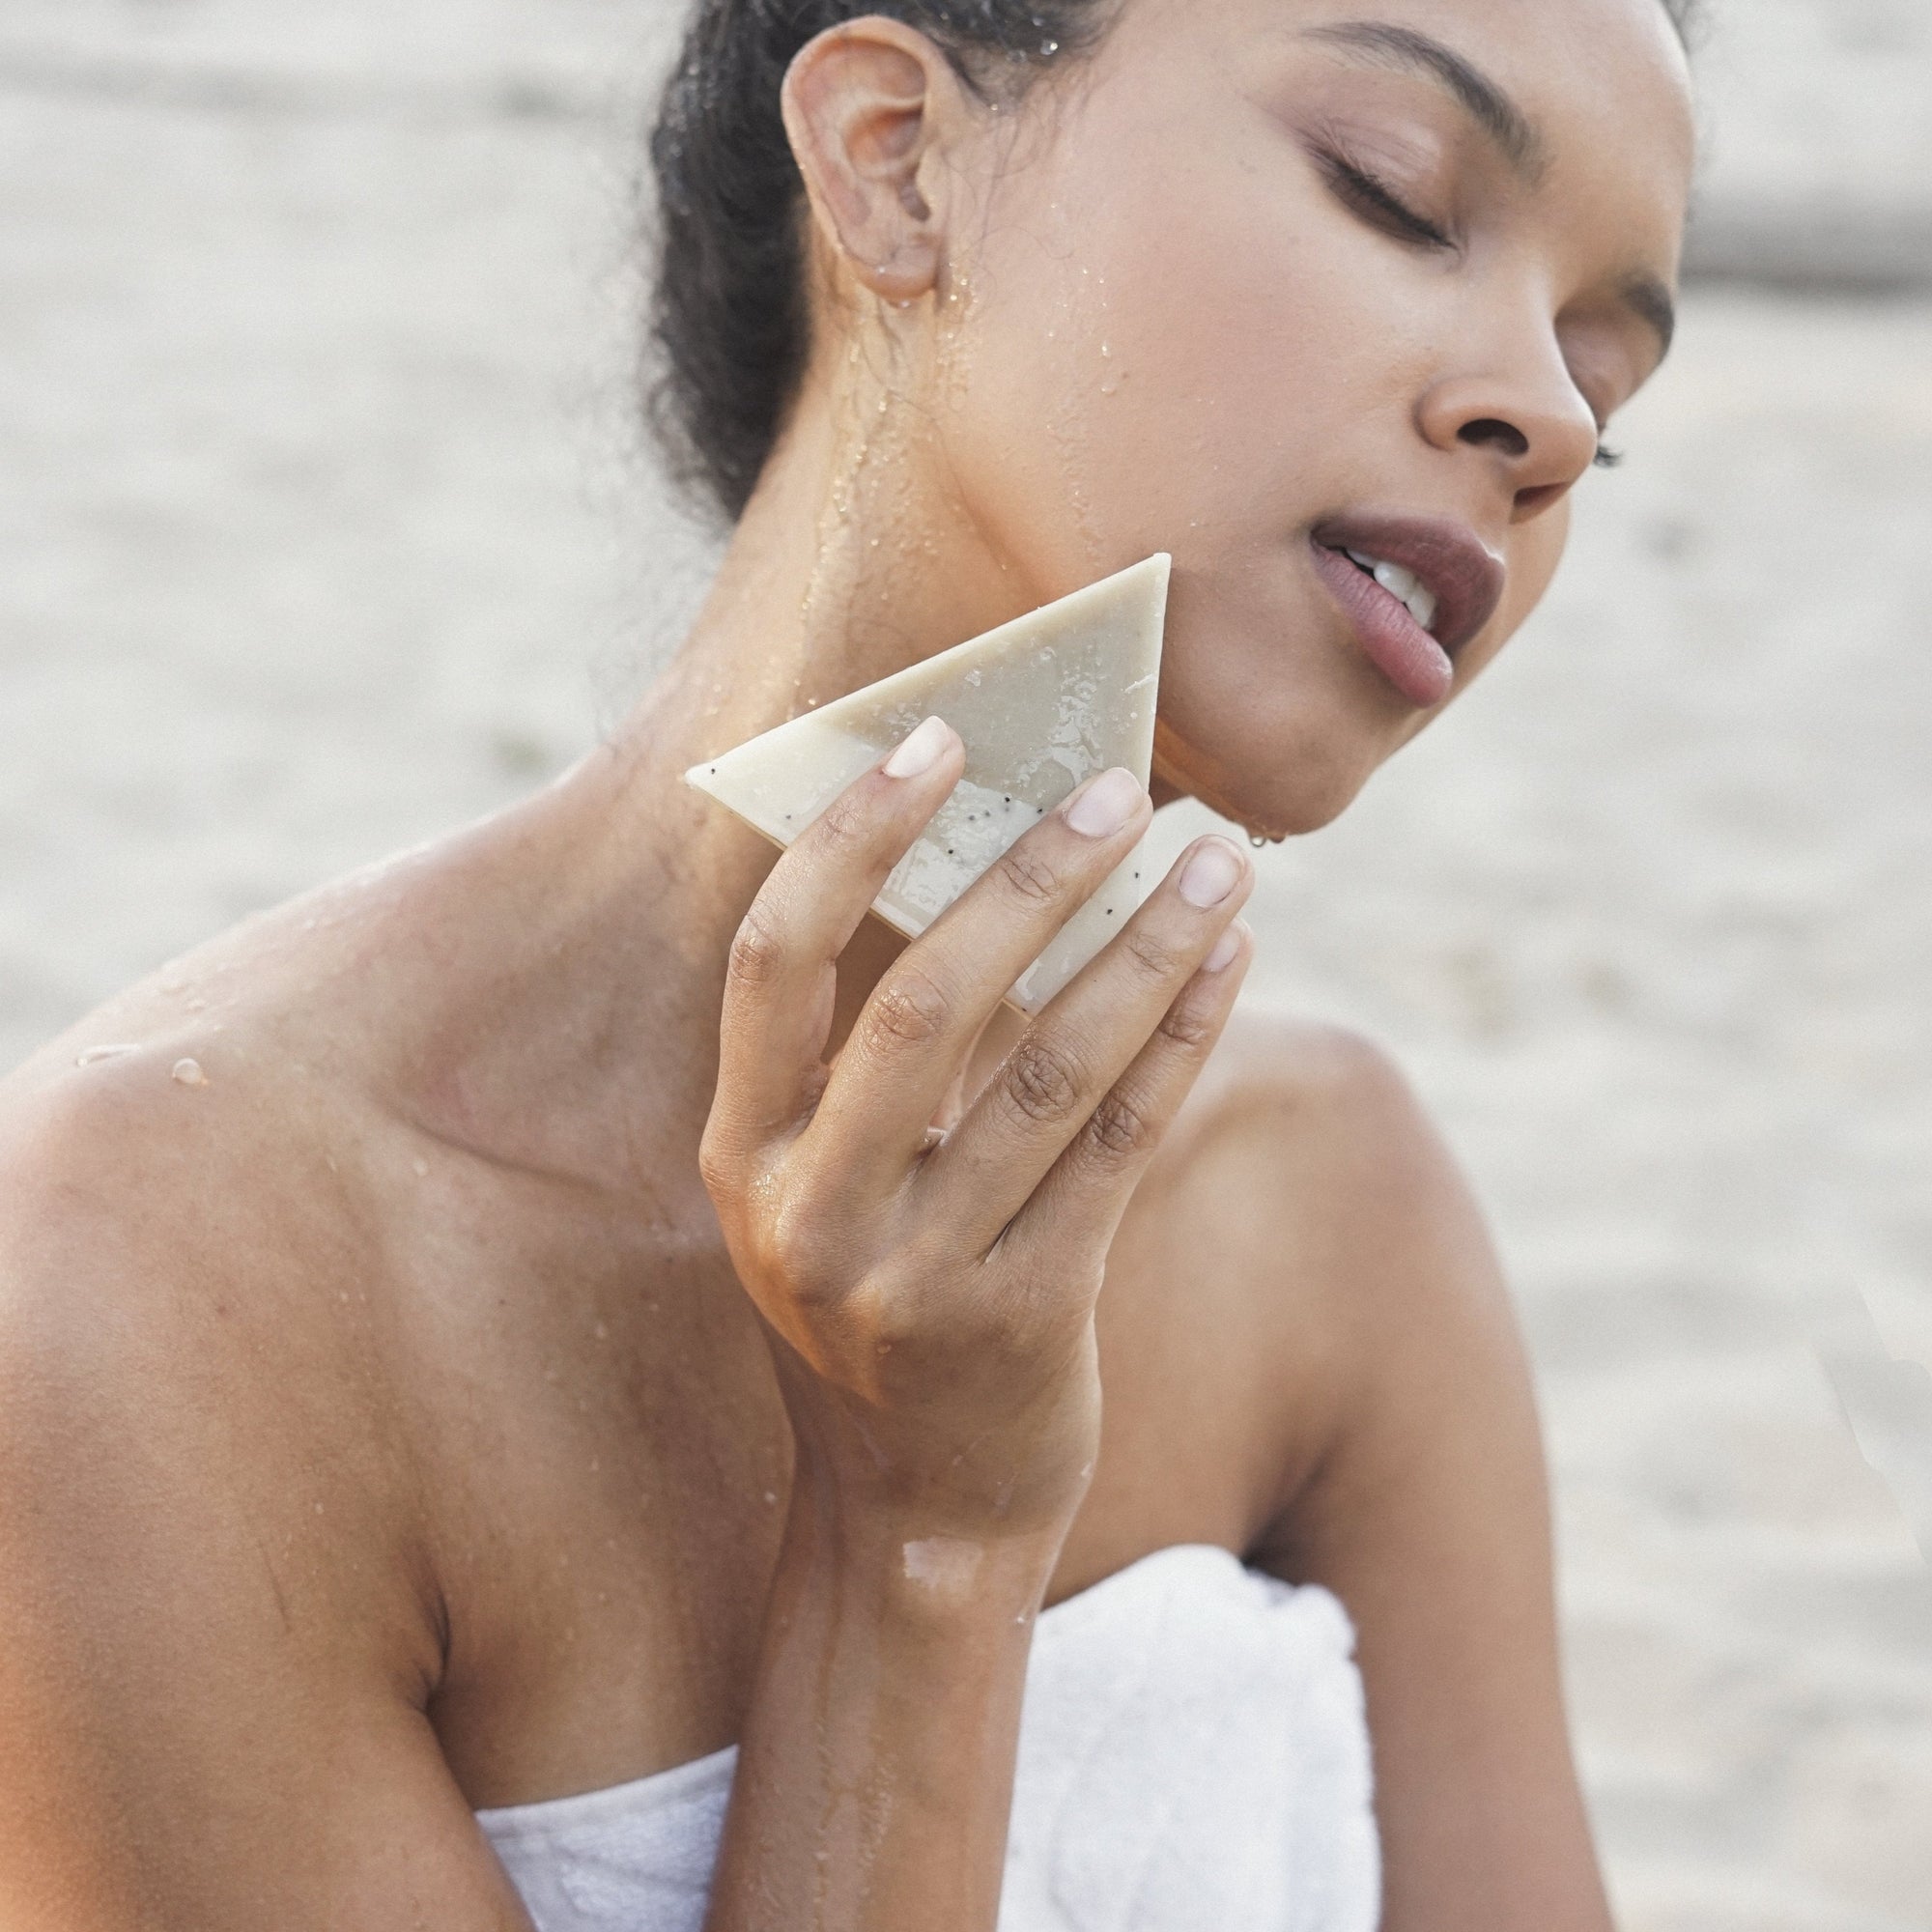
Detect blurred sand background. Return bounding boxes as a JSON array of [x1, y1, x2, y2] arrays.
[[2, 2, 1928, 1925]]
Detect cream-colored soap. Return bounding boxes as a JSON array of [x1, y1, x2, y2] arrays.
[[685, 554, 1171, 1014]]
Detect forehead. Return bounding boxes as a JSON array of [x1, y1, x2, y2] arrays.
[[1106, 0, 1696, 249], [1118, 0, 1696, 166]]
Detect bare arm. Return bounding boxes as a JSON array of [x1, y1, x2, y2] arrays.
[[710, 1479, 1059, 1926], [694, 717, 1255, 1928], [1217, 1035, 1613, 1932], [0, 717, 1250, 1930], [0, 1156, 535, 1932]]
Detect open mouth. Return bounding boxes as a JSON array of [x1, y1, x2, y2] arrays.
[[1338, 548, 1438, 635], [1308, 514, 1507, 710]]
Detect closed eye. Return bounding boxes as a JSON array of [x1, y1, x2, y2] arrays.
[[1316, 150, 1455, 250]]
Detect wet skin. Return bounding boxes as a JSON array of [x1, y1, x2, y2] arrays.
[[0, 2, 1691, 1929]]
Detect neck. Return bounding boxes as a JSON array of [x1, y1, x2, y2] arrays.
[[415, 353, 1046, 1196]]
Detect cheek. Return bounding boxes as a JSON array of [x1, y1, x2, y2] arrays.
[[935, 83, 1435, 588]]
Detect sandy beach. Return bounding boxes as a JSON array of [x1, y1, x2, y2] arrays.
[[3, 3, 1928, 1925]]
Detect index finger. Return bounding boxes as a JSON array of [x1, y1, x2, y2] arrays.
[[705, 716, 964, 1168]]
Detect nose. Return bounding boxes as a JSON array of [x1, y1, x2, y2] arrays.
[[1416, 342, 1603, 524]]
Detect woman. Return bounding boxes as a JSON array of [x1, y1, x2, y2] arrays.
[[0, 0, 1697, 1926]]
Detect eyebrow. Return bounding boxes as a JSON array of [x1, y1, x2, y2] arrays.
[[1306, 20, 1548, 181], [1305, 19, 1678, 363]]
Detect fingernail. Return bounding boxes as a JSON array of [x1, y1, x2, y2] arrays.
[[884, 716, 951, 780], [1202, 923, 1246, 974], [1065, 767, 1145, 838], [1179, 838, 1244, 909]]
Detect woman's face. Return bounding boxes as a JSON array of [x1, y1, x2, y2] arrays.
[[924, 0, 1695, 836]]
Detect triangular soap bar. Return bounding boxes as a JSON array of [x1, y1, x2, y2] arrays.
[[686, 554, 1170, 1014]]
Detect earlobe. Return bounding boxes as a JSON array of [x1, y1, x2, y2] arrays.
[[781, 19, 957, 305]]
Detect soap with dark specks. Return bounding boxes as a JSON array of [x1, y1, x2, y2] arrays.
[[685, 555, 1170, 1014]]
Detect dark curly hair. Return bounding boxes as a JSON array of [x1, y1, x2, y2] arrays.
[[646, 0, 1703, 524]]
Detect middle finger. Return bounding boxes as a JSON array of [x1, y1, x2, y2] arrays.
[[805, 764, 1154, 1195], [916, 833, 1255, 1247]]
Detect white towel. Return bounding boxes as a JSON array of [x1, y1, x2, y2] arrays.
[[477, 1544, 1380, 1932]]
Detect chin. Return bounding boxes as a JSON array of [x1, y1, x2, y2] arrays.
[[1156, 701, 1385, 842], [1148, 555, 1411, 829]]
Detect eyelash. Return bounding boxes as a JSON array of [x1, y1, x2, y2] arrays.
[[1319, 151, 1455, 250], [1320, 150, 1632, 474]]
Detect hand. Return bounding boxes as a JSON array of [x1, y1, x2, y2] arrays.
[[699, 715, 1256, 1546]]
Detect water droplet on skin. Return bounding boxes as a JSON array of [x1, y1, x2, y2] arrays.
[[1250, 832, 1271, 849], [171, 1058, 209, 1088], [764, 1491, 779, 1506], [76, 1044, 139, 1066], [412, 1157, 429, 1178]]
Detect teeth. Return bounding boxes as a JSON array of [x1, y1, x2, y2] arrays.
[[1372, 559, 1420, 604], [1343, 549, 1439, 634]]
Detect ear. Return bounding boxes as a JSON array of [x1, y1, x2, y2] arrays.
[[781, 17, 967, 305]]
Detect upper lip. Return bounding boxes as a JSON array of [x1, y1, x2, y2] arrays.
[[1309, 512, 1506, 658]]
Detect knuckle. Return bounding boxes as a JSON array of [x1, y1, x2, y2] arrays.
[[996, 843, 1065, 908], [860, 1276, 927, 1356], [1002, 1035, 1085, 1125], [861, 969, 953, 1052], [813, 788, 873, 854], [785, 1260, 847, 1320], [761, 1200, 846, 1312], [970, 1274, 1041, 1369], [1157, 998, 1221, 1053], [1084, 1089, 1156, 1162], [727, 905, 788, 988], [1122, 925, 1187, 985]]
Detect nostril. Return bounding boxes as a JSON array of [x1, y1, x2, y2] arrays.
[[1459, 417, 1531, 459], [1512, 479, 1569, 521]]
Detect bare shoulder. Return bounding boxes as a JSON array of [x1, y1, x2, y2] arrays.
[[0, 1043, 355, 1368], [1154, 1002, 1477, 1224], [1204, 1001, 1424, 1119], [1091, 1005, 1520, 1544], [1181, 1002, 1512, 1334], [0, 1061, 522, 1925], [0, 1054, 442, 1699]]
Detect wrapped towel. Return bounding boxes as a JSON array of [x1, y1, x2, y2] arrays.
[[476, 1544, 1380, 1932]]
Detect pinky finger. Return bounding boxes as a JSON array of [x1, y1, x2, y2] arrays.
[[998, 921, 1255, 1266]]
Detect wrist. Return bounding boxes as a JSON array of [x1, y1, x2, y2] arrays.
[[778, 1454, 1073, 1628], [772, 1350, 1100, 1553]]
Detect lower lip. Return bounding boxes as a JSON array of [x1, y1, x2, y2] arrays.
[[1308, 540, 1455, 709]]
